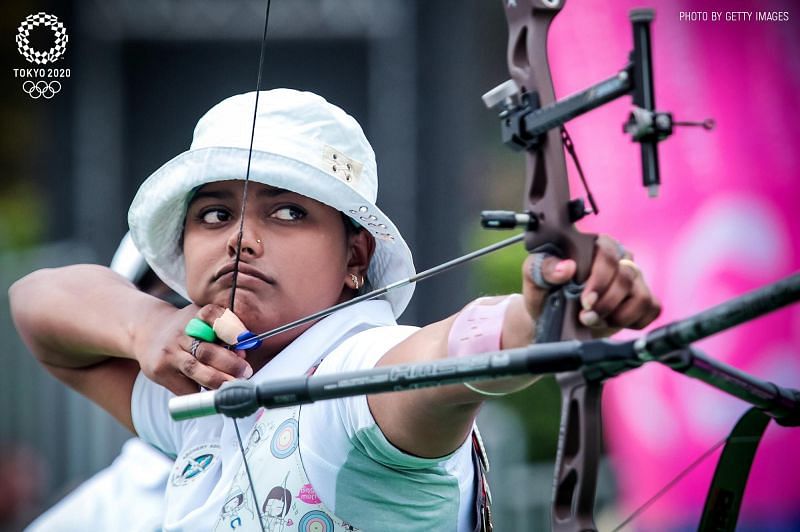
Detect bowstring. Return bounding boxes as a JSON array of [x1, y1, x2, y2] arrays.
[[610, 432, 750, 531], [229, 0, 272, 313], [229, 1, 272, 530]]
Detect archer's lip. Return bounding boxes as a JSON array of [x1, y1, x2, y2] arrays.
[[215, 263, 275, 285]]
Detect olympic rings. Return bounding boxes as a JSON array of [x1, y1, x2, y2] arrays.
[[22, 80, 61, 99]]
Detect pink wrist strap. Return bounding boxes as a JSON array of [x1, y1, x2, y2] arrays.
[[448, 296, 515, 357]]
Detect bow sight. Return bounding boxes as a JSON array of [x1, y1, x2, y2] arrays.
[[482, 8, 711, 211]]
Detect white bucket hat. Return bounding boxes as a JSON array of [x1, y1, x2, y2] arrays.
[[128, 89, 416, 318]]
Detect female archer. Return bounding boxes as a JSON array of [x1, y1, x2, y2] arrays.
[[9, 88, 660, 531]]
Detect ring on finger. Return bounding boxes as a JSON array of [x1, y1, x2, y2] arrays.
[[190, 338, 201, 359], [619, 258, 642, 278], [615, 241, 629, 260], [530, 253, 559, 290]]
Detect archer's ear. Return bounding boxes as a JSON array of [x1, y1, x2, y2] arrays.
[[347, 229, 376, 273]]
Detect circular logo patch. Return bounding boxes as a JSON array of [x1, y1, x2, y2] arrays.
[[171, 444, 220, 486], [16, 12, 69, 65]]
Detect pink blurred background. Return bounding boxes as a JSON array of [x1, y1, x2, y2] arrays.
[[547, 0, 799, 527]]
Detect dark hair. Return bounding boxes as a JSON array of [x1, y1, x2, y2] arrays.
[[341, 212, 361, 237], [263, 486, 292, 516]]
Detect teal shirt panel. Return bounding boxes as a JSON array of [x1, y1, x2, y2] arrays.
[[335, 424, 461, 531]]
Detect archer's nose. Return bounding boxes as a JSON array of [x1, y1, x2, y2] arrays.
[[226, 228, 263, 259]]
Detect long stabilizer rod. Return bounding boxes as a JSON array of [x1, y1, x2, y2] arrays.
[[171, 273, 800, 422]]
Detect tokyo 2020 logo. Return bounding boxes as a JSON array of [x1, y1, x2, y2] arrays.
[[16, 12, 69, 65], [14, 13, 70, 99]]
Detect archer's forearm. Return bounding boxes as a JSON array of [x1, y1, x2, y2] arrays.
[[367, 295, 541, 458], [9, 264, 174, 369]]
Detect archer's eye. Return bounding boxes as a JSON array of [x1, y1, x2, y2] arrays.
[[271, 206, 306, 221], [201, 209, 232, 224]]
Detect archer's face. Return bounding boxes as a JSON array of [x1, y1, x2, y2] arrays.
[[182, 181, 352, 358]]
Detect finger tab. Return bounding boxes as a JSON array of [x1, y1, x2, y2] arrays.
[[213, 308, 248, 345], [184, 318, 217, 343]]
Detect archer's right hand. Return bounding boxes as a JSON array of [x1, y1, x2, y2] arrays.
[[136, 304, 253, 395]]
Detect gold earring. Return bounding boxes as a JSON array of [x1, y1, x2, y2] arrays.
[[350, 273, 359, 290]]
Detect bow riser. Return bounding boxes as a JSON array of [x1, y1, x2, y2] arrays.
[[502, 2, 603, 530], [504, 0, 597, 288]]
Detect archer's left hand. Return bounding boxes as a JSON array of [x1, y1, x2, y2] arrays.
[[522, 234, 661, 338]]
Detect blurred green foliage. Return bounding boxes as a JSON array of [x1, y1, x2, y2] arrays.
[[0, 181, 45, 251]]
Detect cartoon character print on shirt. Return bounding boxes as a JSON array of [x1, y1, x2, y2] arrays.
[[215, 407, 360, 531], [219, 485, 255, 529], [261, 476, 294, 532], [171, 443, 220, 486], [244, 419, 267, 459]]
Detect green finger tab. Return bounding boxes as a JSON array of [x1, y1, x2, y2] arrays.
[[184, 318, 217, 343]]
